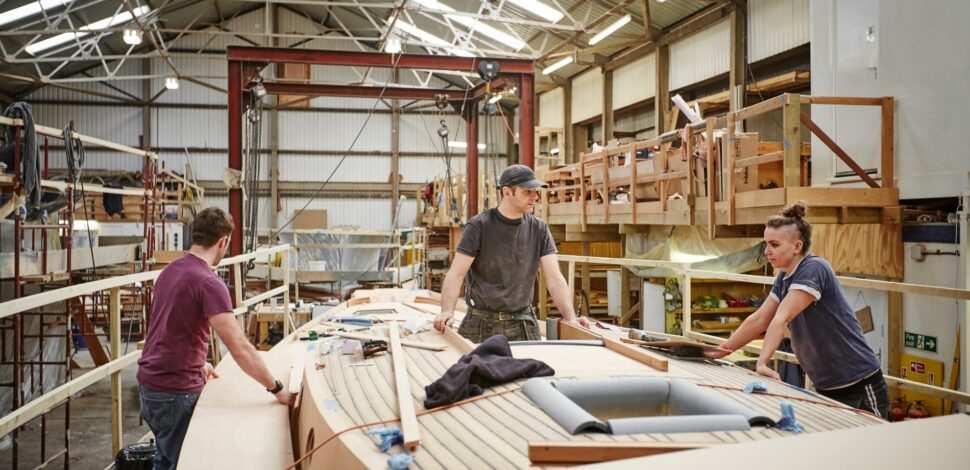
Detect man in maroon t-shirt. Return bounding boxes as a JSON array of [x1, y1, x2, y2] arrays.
[[137, 207, 292, 470]]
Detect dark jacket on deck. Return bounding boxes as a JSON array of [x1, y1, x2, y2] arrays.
[[423, 334, 554, 409]]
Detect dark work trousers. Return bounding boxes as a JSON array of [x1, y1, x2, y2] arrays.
[[139, 385, 201, 470], [458, 307, 540, 343], [816, 369, 890, 419]]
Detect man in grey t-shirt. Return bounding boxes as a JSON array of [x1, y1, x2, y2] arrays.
[[433, 165, 589, 342]]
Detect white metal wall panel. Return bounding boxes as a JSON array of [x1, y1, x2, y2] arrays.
[[398, 156, 467, 183], [538, 87, 564, 128], [670, 20, 730, 90], [571, 68, 604, 124], [155, 108, 228, 148], [279, 155, 390, 182], [30, 104, 142, 148], [155, 152, 227, 181], [278, 111, 390, 152], [399, 114, 463, 153], [613, 53, 656, 109], [281, 197, 393, 230], [748, 0, 810, 63]]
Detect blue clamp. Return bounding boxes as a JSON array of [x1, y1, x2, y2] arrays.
[[743, 381, 768, 394], [367, 427, 403, 453], [388, 453, 414, 469], [776, 401, 805, 433]]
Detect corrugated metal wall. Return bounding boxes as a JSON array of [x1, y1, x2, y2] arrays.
[[748, 0, 810, 63], [613, 53, 656, 109], [669, 19, 730, 90], [538, 87, 565, 128], [571, 67, 603, 123]]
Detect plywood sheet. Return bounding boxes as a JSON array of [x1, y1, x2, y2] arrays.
[[812, 223, 903, 279]]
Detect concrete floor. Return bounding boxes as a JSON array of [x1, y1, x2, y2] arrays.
[[0, 343, 149, 470]]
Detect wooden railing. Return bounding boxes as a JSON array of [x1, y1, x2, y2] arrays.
[[0, 244, 294, 458], [554, 254, 970, 406], [538, 94, 898, 234]]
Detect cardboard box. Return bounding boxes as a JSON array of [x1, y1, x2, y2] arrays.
[[292, 209, 328, 230]]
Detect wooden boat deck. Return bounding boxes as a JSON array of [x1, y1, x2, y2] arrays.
[[179, 289, 886, 469]]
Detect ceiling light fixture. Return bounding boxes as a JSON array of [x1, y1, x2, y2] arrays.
[[165, 77, 179, 90], [25, 5, 151, 55], [506, 0, 564, 23], [488, 93, 503, 104], [385, 37, 402, 54], [0, 0, 72, 28], [122, 27, 142, 45], [542, 56, 573, 75], [412, 0, 526, 51], [589, 14, 632, 45]]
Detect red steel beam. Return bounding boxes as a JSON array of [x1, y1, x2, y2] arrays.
[[228, 46, 535, 74], [227, 60, 244, 255], [519, 73, 535, 168], [466, 106, 479, 219], [262, 82, 463, 101]]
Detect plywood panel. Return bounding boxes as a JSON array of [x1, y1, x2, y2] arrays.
[[812, 223, 903, 280]]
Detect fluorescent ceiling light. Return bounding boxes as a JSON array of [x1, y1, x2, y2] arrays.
[[25, 5, 151, 55], [122, 27, 142, 45], [507, 0, 564, 23], [391, 21, 474, 57], [488, 94, 502, 104], [165, 77, 179, 90], [589, 14, 632, 45], [448, 141, 486, 150], [384, 37, 402, 54], [412, 0, 525, 51], [0, 0, 72, 28], [542, 56, 572, 75]]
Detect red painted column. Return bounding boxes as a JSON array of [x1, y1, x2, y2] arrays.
[[466, 104, 479, 220], [227, 60, 244, 255], [519, 73, 535, 168]]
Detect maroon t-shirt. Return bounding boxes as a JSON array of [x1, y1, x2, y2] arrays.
[[137, 254, 234, 393]]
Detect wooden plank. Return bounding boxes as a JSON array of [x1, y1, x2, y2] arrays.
[[109, 287, 123, 456], [733, 94, 784, 122], [388, 323, 421, 449], [630, 144, 638, 224], [529, 441, 715, 464], [800, 96, 884, 106], [726, 112, 736, 224], [735, 150, 783, 168], [0, 351, 141, 437], [881, 97, 895, 188], [706, 118, 717, 239], [735, 187, 786, 208], [799, 111, 879, 188], [580, 157, 587, 231], [685, 125, 695, 224], [326, 330, 447, 352], [603, 336, 669, 372], [782, 94, 802, 188], [602, 151, 610, 224], [785, 187, 898, 207], [558, 321, 668, 371]]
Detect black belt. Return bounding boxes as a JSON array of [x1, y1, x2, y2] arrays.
[[468, 306, 534, 321]]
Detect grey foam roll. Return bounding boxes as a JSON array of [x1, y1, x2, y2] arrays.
[[545, 318, 559, 340], [522, 378, 608, 434], [553, 377, 670, 419], [607, 414, 751, 434], [668, 379, 774, 426]]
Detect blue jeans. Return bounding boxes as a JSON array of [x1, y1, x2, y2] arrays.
[[139, 385, 200, 470]]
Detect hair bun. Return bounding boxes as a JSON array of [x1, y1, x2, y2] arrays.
[[782, 201, 806, 219]]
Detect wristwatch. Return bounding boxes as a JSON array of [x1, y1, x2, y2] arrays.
[[266, 379, 283, 394]]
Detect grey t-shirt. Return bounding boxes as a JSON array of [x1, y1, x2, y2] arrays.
[[770, 254, 880, 390], [456, 208, 557, 312]]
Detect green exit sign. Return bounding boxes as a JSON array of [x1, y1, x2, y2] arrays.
[[904, 332, 938, 353]]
